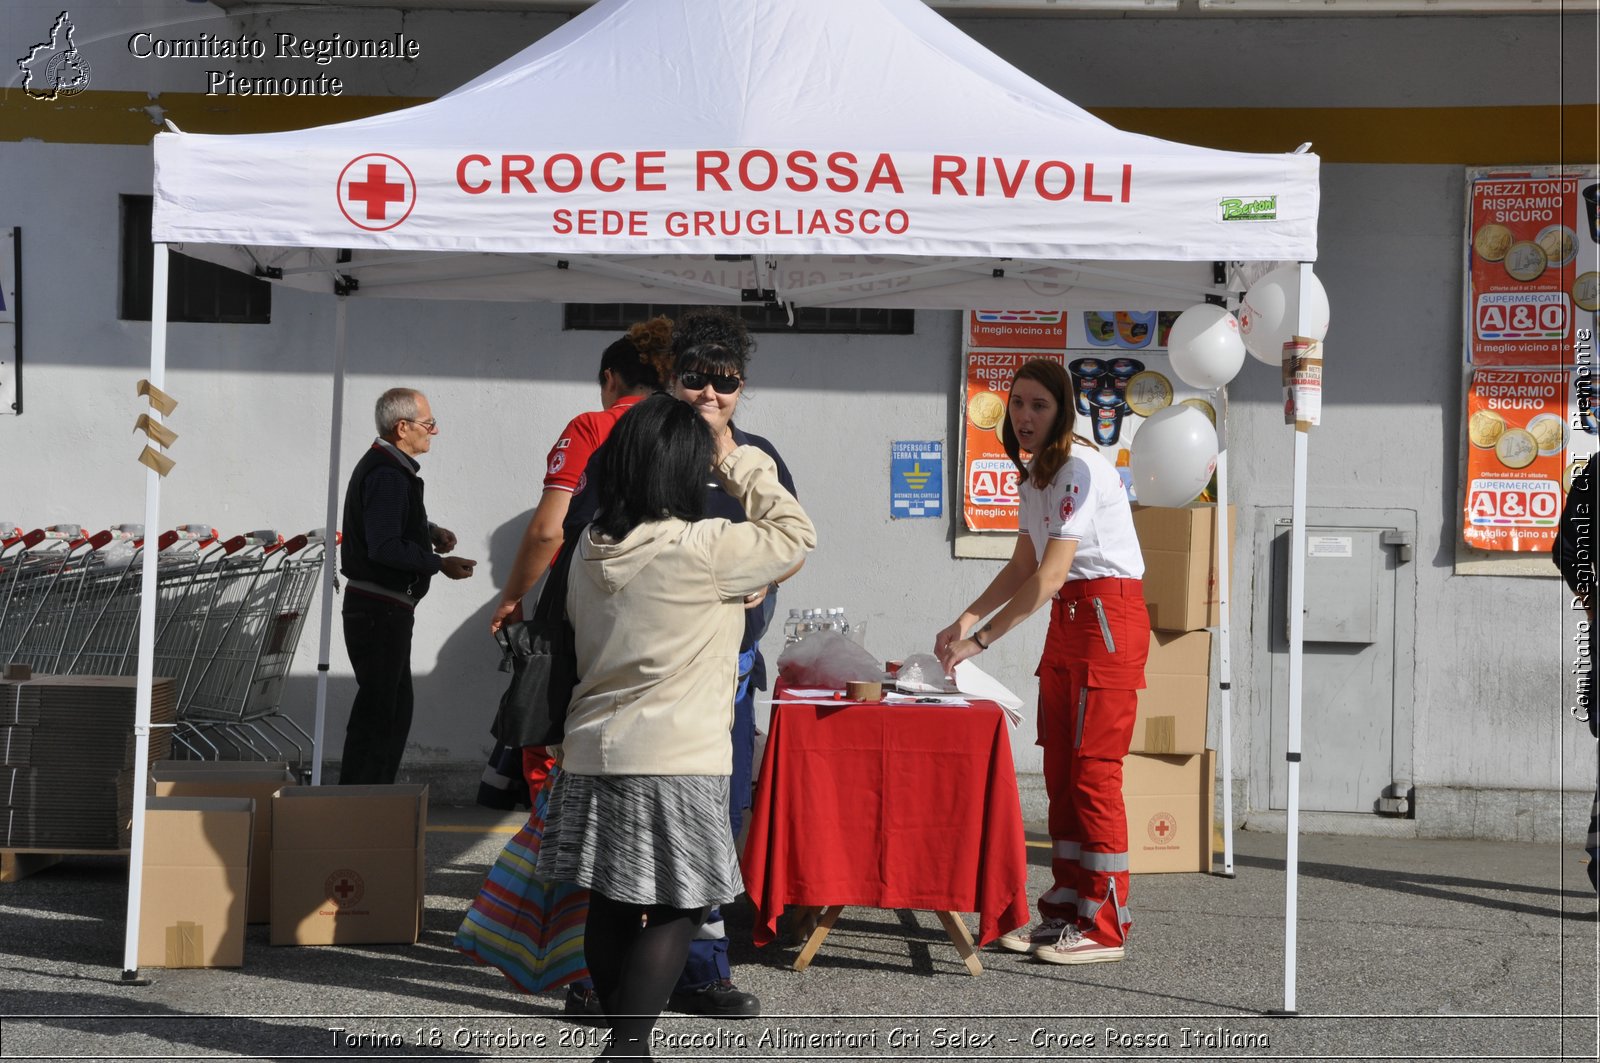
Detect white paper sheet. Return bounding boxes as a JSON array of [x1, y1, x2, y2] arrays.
[[951, 661, 1025, 728]]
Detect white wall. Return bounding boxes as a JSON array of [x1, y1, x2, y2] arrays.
[[3, 0, 1596, 827]]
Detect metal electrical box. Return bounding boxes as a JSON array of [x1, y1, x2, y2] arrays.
[[1294, 529, 1382, 644]]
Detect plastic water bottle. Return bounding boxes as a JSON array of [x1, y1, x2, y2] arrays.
[[784, 608, 803, 645], [829, 607, 849, 636]]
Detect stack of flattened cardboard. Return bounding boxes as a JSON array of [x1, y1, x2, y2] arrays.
[[0, 675, 175, 850], [1123, 504, 1235, 874]]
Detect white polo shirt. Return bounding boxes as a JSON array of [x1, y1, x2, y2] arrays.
[[1017, 445, 1145, 582]]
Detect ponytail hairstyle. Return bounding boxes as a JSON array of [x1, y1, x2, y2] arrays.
[[598, 314, 675, 393], [1002, 359, 1077, 490]]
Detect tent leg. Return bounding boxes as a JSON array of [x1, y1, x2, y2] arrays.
[[121, 242, 170, 983], [1214, 385, 1236, 879], [311, 298, 348, 786], [1280, 260, 1317, 1016]]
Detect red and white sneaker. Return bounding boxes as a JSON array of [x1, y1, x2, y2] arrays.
[[1035, 926, 1125, 965], [996, 917, 1071, 954]]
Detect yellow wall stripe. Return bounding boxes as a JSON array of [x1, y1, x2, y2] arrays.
[[3, 92, 1595, 166]]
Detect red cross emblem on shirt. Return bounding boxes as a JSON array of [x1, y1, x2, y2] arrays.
[[337, 153, 416, 232]]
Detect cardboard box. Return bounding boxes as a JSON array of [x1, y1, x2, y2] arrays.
[[1123, 750, 1214, 874], [138, 796, 253, 967], [151, 764, 297, 924], [270, 784, 427, 946], [1133, 504, 1237, 632], [1131, 630, 1211, 754]]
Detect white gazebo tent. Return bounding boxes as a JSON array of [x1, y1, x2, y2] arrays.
[[139, 0, 1321, 1008]]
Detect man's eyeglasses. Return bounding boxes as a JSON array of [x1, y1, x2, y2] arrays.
[[404, 418, 439, 433], [679, 371, 742, 395]]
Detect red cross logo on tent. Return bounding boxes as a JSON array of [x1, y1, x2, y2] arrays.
[[337, 153, 416, 232]]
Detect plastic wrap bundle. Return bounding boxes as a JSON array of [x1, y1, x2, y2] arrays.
[[892, 653, 961, 694], [776, 631, 883, 687]]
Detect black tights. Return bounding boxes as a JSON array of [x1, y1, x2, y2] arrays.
[[584, 890, 706, 1061]]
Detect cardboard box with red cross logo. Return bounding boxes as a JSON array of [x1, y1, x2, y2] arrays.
[[269, 784, 427, 946], [1123, 750, 1214, 874]]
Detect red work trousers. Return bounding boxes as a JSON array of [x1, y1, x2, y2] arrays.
[[1035, 577, 1149, 947]]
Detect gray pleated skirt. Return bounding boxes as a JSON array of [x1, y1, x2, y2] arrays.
[[536, 771, 745, 909]]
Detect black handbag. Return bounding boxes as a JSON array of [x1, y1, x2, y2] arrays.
[[491, 538, 578, 747]]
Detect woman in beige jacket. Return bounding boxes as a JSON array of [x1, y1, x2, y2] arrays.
[[536, 392, 815, 1060]]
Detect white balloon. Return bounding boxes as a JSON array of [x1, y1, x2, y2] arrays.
[[1166, 303, 1247, 389], [1238, 266, 1330, 364], [1128, 405, 1218, 508]]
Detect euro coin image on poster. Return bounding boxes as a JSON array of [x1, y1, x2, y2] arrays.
[[1526, 412, 1566, 456], [1573, 271, 1600, 312], [1468, 409, 1507, 449], [1179, 397, 1217, 426], [1535, 224, 1577, 269], [1124, 371, 1174, 417], [1503, 241, 1548, 282], [1494, 427, 1538, 470], [1565, 456, 1589, 493], [1473, 222, 1514, 262], [967, 389, 1005, 430]]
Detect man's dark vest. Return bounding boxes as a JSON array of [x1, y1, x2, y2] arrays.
[[340, 444, 433, 602]]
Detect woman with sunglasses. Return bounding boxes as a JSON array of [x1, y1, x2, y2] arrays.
[[934, 358, 1148, 967], [467, 316, 673, 1015], [657, 309, 802, 1019]]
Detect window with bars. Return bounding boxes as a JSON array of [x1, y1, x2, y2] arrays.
[[565, 302, 913, 335], [119, 195, 271, 324]]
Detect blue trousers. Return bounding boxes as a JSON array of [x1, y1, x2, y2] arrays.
[[676, 650, 758, 991]]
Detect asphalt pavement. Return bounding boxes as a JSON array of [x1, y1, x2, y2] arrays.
[[1, 806, 1595, 1062]]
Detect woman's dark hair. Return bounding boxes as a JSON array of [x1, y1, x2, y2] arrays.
[[598, 315, 674, 392], [590, 393, 712, 540], [1002, 359, 1077, 490], [671, 308, 753, 380]]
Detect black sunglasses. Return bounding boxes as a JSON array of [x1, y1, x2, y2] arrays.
[[680, 370, 742, 395]]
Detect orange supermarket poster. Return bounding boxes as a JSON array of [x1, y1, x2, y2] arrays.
[[968, 309, 1068, 350], [1466, 169, 1598, 366], [963, 349, 1065, 532], [1462, 368, 1583, 551]]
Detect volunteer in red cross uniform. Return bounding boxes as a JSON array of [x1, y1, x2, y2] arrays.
[[937, 357, 1149, 966]]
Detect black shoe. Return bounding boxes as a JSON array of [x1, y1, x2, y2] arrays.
[[563, 985, 603, 1019], [668, 978, 761, 1018]]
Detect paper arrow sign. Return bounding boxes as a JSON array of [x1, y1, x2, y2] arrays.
[[134, 413, 177, 448], [138, 445, 175, 477], [136, 379, 177, 416]]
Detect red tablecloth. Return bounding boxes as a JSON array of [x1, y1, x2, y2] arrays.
[[740, 690, 1030, 949]]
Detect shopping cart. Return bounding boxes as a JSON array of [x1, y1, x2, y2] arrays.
[[0, 524, 327, 769]]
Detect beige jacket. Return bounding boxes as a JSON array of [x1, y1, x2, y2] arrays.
[[559, 445, 817, 776]]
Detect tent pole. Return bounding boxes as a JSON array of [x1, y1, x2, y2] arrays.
[[1214, 384, 1235, 879], [311, 297, 348, 786], [1281, 260, 1315, 1014], [121, 242, 170, 982]]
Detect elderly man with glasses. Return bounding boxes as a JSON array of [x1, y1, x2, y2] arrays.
[[339, 387, 477, 785]]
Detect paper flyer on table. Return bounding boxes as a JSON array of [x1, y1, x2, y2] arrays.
[[951, 661, 1025, 728]]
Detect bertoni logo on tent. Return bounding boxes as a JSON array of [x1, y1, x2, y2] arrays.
[[337, 154, 417, 232]]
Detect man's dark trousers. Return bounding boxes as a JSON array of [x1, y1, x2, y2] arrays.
[[339, 595, 416, 785]]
